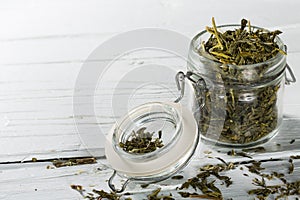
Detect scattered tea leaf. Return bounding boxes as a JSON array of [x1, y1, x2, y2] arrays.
[[141, 184, 150, 188], [147, 188, 174, 200], [70, 184, 83, 191], [216, 157, 228, 165], [92, 189, 120, 200], [227, 150, 252, 159], [46, 165, 54, 169], [288, 158, 294, 174], [245, 161, 265, 175], [52, 157, 96, 168], [290, 139, 296, 144], [242, 147, 266, 153], [171, 175, 184, 180], [290, 155, 300, 159], [204, 150, 212, 154]]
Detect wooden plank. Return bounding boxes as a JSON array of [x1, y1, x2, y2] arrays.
[[1, 51, 300, 162], [0, 161, 110, 200], [0, 141, 298, 199]]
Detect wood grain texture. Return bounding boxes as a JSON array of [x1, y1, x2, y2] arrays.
[[0, 0, 299, 199], [0, 139, 298, 199]]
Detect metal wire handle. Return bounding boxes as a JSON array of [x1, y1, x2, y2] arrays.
[[284, 45, 296, 85], [108, 170, 131, 193], [175, 71, 207, 106], [174, 72, 185, 103], [285, 64, 296, 85]]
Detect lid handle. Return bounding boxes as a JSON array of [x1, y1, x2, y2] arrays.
[[284, 45, 296, 85], [174, 71, 207, 109], [285, 63, 296, 85], [174, 72, 185, 103], [108, 170, 131, 193]]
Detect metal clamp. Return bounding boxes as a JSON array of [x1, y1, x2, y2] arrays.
[[108, 170, 131, 193], [174, 72, 185, 103], [284, 45, 296, 85], [174, 71, 207, 108], [285, 64, 296, 85]]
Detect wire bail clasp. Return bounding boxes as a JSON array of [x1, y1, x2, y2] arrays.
[[174, 71, 185, 103], [174, 71, 207, 109], [108, 170, 131, 193], [285, 64, 296, 85], [284, 45, 296, 85]]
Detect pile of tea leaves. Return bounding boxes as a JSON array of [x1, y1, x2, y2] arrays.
[[178, 161, 234, 199], [201, 18, 285, 65], [195, 18, 287, 145], [119, 127, 164, 154], [71, 154, 300, 200], [178, 155, 300, 199]]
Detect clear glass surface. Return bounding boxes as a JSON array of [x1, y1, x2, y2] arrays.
[[187, 25, 286, 147]]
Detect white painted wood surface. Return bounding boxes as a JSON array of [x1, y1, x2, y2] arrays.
[[0, 0, 299, 199]]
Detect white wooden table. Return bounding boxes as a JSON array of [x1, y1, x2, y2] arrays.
[[0, 0, 299, 199]]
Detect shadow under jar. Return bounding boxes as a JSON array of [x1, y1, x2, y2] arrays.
[[187, 24, 294, 148]]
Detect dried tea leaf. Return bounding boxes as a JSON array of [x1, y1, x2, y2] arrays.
[[141, 184, 149, 188], [242, 147, 266, 153], [171, 175, 184, 180], [147, 188, 174, 200], [227, 150, 252, 159], [246, 161, 265, 174], [290, 155, 300, 159], [52, 157, 96, 168], [290, 139, 296, 144], [120, 127, 164, 154], [147, 188, 161, 200], [288, 158, 294, 174], [92, 189, 120, 200], [179, 191, 220, 199], [216, 157, 228, 165], [70, 184, 83, 191]]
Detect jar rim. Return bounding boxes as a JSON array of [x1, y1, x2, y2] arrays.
[[190, 24, 286, 69], [112, 102, 183, 161]]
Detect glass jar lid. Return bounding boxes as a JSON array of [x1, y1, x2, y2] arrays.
[[105, 101, 198, 192]]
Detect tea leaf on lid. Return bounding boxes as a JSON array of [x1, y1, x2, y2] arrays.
[[120, 127, 164, 154]]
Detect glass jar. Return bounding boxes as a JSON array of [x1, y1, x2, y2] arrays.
[[187, 25, 295, 147]]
